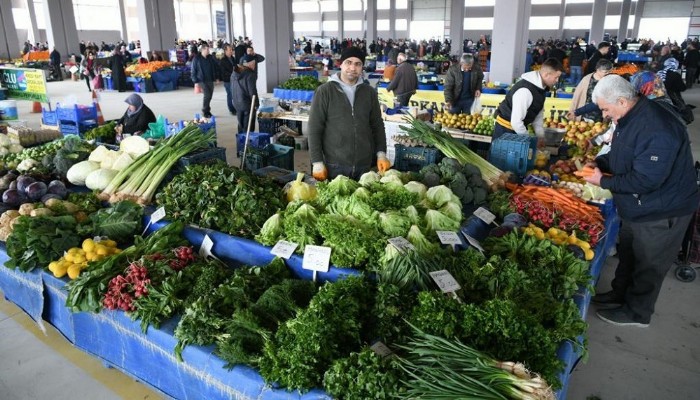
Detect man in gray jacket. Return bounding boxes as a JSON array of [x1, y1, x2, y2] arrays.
[[386, 53, 418, 107], [308, 47, 389, 181], [444, 54, 484, 114]]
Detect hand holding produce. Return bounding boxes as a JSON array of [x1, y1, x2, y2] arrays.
[[312, 162, 327, 181], [377, 155, 391, 174]]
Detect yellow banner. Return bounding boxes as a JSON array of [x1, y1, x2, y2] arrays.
[[0, 67, 49, 102], [378, 88, 572, 118]]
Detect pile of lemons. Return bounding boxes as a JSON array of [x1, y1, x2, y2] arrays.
[[521, 224, 594, 261], [48, 238, 121, 279]]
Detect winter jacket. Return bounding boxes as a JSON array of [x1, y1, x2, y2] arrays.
[[596, 96, 699, 222], [219, 56, 236, 83], [307, 73, 386, 170], [495, 71, 546, 135], [444, 63, 484, 105], [569, 47, 586, 67], [685, 48, 700, 68], [230, 66, 257, 110], [586, 51, 605, 74], [117, 105, 157, 135], [191, 54, 219, 83], [386, 61, 418, 97]]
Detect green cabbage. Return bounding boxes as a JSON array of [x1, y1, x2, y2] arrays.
[[317, 175, 360, 205], [404, 205, 421, 225], [379, 210, 412, 237], [424, 209, 460, 234], [352, 187, 371, 202], [255, 212, 283, 246], [404, 181, 428, 200], [358, 171, 380, 186], [406, 224, 438, 253], [439, 201, 463, 222], [426, 185, 456, 208], [380, 174, 404, 187]]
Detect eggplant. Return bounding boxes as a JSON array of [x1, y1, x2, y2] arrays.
[[26, 182, 48, 201], [3, 189, 23, 207], [16, 176, 36, 194], [47, 180, 67, 199]]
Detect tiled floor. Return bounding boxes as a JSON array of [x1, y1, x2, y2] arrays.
[[1, 76, 699, 400]]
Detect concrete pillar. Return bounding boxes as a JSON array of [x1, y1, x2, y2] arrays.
[[557, 0, 566, 39], [0, 0, 20, 59], [118, 0, 128, 42], [137, 0, 178, 53], [209, 0, 215, 41], [589, 0, 607, 44], [223, 0, 233, 43], [25, 0, 40, 44], [449, 0, 465, 53], [406, 0, 412, 40], [250, 0, 292, 93], [490, 0, 531, 83], [617, 0, 631, 41], [338, 0, 344, 41], [232, 0, 245, 40], [389, 0, 396, 40], [632, 0, 644, 39], [43, 0, 80, 59], [366, 0, 377, 45]]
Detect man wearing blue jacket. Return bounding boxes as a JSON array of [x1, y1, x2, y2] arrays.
[[584, 75, 699, 327], [191, 44, 220, 118]]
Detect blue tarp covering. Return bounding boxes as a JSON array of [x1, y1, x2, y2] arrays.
[[0, 205, 620, 400], [272, 88, 314, 102]]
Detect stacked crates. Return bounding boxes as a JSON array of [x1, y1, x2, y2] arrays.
[[56, 104, 98, 136]]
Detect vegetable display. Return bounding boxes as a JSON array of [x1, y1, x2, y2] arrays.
[[157, 163, 285, 239], [5, 215, 81, 272], [279, 75, 321, 91], [82, 121, 118, 142]]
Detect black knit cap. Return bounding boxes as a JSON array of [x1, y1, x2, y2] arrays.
[[340, 47, 366, 64]]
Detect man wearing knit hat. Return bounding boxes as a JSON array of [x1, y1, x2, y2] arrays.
[[308, 46, 390, 181]]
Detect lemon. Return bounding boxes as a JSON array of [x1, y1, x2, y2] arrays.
[[68, 248, 80, 255], [65, 253, 75, 263], [48, 261, 59, 273], [96, 245, 109, 256], [73, 255, 86, 264], [102, 239, 117, 248], [82, 238, 96, 253], [67, 264, 81, 280], [86, 252, 97, 262], [113, 249, 122, 254]]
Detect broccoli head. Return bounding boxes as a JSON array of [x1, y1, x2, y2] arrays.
[[469, 174, 487, 189], [420, 163, 441, 178], [439, 158, 463, 181], [473, 187, 488, 205], [422, 171, 441, 188], [448, 172, 468, 200], [462, 163, 482, 179], [462, 186, 474, 205]]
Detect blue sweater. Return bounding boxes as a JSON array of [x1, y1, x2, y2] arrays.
[[597, 96, 699, 222]]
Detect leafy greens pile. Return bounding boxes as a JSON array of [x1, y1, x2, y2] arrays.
[[156, 162, 285, 239]]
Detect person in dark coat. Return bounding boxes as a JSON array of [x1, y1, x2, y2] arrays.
[[386, 53, 418, 106], [234, 38, 249, 61], [219, 44, 237, 115], [568, 42, 586, 85], [116, 94, 157, 136], [50, 47, 63, 81], [585, 42, 610, 75], [684, 42, 699, 89], [191, 44, 220, 118], [231, 60, 258, 133], [109, 49, 128, 92]]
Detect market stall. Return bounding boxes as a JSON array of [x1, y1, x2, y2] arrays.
[[0, 111, 620, 400]]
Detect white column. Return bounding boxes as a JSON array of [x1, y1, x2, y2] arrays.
[[232, 0, 245, 40], [632, 0, 644, 39], [223, 0, 233, 42], [389, 0, 396, 40], [0, 0, 19, 59], [25, 0, 40, 44], [118, 0, 128, 42], [338, 0, 344, 40], [209, 0, 215, 41], [449, 0, 465, 54], [490, 0, 531, 83], [366, 0, 377, 44], [43, 0, 80, 59], [557, 0, 566, 39], [137, 0, 178, 53], [589, 0, 607, 44], [250, 0, 292, 93], [617, 0, 631, 40]]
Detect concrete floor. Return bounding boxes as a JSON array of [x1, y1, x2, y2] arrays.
[[1, 77, 699, 400]]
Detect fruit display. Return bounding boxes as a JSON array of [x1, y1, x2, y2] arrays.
[[549, 159, 586, 184], [523, 169, 551, 186], [534, 151, 549, 169], [48, 238, 121, 279], [521, 223, 594, 261], [563, 120, 609, 149], [432, 112, 493, 135]]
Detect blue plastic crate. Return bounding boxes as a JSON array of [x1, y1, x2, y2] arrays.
[[60, 120, 97, 136], [394, 144, 443, 172], [56, 104, 97, 124], [42, 108, 57, 125], [252, 165, 298, 184], [243, 144, 294, 171], [489, 133, 537, 177], [236, 132, 272, 156], [258, 118, 283, 135], [193, 114, 216, 133]]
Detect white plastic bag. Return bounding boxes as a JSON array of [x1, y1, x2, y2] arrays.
[[470, 97, 482, 114]]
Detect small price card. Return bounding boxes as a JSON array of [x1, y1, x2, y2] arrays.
[[464, 234, 485, 253], [388, 237, 415, 252], [302, 245, 332, 272], [370, 341, 393, 358], [199, 234, 214, 258], [271, 240, 298, 259], [436, 231, 462, 245], [429, 270, 461, 293], [150, 207, 166, 224], [474, 207, 497, 225]]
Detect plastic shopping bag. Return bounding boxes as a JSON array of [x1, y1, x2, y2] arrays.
[[470, 97, 483, 114]]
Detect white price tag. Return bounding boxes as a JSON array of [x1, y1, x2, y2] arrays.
[[436, 231, 462, 245], [150, 207, 166, 224], [370, 341, 393, 357], [271, 240, 298, 259], [302, 245, 332, 272], [474, 207, 497, 225], [464, 234, 485, 253], [388, 237, 415, 252], [199, 234, 214, 258], [429, 270, 461, 293]]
